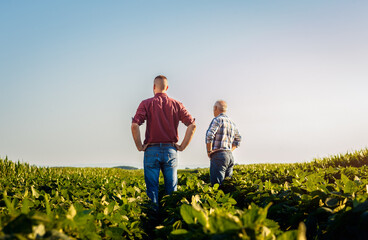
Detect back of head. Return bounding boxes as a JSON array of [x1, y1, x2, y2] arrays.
[[154, 75, 168, 92], [215, 100, 227, 112]]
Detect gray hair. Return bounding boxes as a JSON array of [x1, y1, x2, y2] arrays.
[[214, 100, 227, 112]]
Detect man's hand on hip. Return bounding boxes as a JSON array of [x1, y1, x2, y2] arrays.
[[206, 142, 213, 159], [138, 143, 148, 152], [132, 123, 149, 152], [174, 123, 196, 152], [175, 143, 185, 151]]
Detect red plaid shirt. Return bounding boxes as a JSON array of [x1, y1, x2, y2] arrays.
[[132, 93, 194, 144]]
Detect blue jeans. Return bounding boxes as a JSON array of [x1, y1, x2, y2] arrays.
[[144, 144, 178, 206], [210, 150, 234, 185]]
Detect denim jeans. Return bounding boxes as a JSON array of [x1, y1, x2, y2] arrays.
[[210, 150, 234, 185], [144, 144, 178, 206]]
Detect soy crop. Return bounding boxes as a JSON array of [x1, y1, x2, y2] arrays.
[[1, 149, 368, 239]]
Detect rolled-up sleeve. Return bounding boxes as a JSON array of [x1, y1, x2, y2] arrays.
[[206, 118, 220, 144], [179, 102, 194, 126], [132, 101, 147, 126], [233, 128, 242, 147]]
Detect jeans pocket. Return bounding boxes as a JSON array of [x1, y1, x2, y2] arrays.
[[211, 152, 226, 161], [163, 149, 178, 167], [144, 152, 159, 168]]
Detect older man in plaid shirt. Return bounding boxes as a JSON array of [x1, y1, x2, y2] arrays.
[[206, 100, 242, 185]]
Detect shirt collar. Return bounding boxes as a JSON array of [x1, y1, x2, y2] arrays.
[[154, 92, 168, 97]]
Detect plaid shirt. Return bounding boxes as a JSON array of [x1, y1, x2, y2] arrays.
[[206, 113, 241, 151]]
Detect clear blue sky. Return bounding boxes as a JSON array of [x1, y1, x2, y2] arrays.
[[1, 1, 367, 168]]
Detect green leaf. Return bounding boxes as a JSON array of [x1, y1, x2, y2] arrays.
[[44, 194, 51, 216], [192, 208, 208, 227], [21, 198, 32, 214], [208, 213, 241, 233], [341, 174, 350, 185], [344, 180, 358, 194], [297, 222, 307, 240], [325, 198, 339, 208], [105, 201, 116, 215], [180, 204, 194, 224], [28, 224, 46, 239], [31, 186, 40, 198], [66, 204, 77, 220], [3, 190, 15, 215], [277, 230, 298, 240], [171, 229, 189, 235]]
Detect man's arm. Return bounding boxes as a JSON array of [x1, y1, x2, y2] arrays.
[[231, 128, 242, 151], [231, 144, 237, 151], [175, 123, 196, 151], [206, 142, 213, 158], [206, 118, 220, 158], [232, 128, 242, 152], [131, 123, 148, 151]]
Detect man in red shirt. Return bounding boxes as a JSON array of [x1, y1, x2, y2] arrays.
[[131, 75, 196, 207]]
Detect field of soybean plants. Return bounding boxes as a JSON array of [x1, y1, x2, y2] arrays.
[[1, 149, 368, 240]]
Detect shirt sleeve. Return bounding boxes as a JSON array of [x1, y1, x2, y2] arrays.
[[232, 127, 242, 147], [206, 118, 220, 144], [178, 102, 195, 126], [132, 101, 147, 126]]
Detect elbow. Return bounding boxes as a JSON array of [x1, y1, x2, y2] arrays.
[[233, 141, 241, 147], [188, 123, 196, 132], [206, 136, 214, 144], [131, 123, 139, 131]]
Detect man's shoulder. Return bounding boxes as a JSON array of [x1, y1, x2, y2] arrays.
[[140, 96, 155, 104], [215, 114, 228, 120], [166, 96, 186, 107], [216, 114, 235, 124], [166, 95, 180, 103], [141, 95, 186, 109], [210, 115, 223, 125]]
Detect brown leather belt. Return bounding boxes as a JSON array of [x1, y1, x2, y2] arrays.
[[147, 143, 175, 147]]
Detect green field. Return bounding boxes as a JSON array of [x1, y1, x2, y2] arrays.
[[1, 149, 368, 239]]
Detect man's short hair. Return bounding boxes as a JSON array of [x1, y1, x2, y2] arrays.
[[215, 100, 227, 112], [154, 75, 168, 91], [154, 75, 167, 81]]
